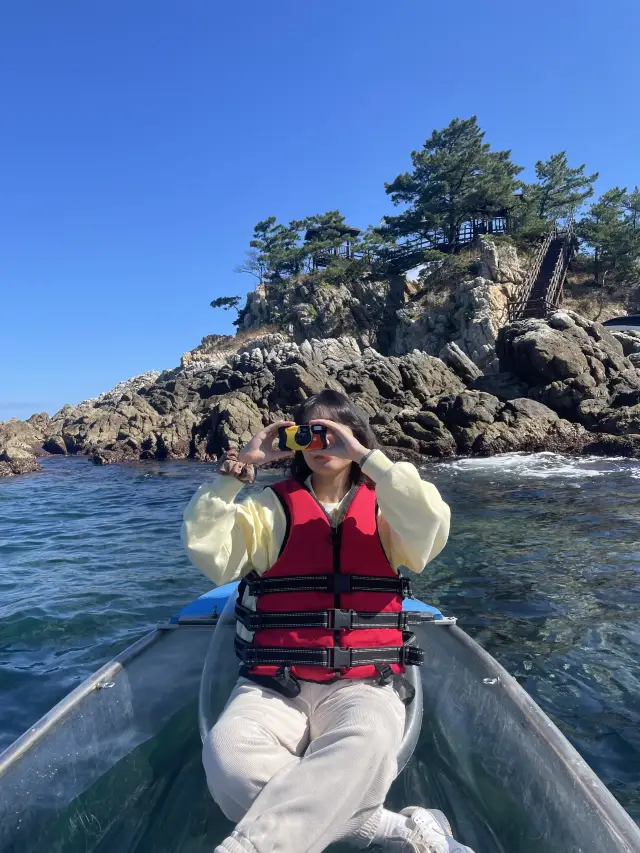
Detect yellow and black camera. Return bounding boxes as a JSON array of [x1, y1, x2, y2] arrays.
[[277, 424, 328, 452]]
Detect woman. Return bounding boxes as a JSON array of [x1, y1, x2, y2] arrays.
[[182, 390, 473, 853]]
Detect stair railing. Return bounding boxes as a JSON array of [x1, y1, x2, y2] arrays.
[[507, 224, 557, 321], [544, 217, 575, 311]]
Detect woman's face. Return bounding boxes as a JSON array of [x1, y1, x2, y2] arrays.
[[301, 423, 353, 477]]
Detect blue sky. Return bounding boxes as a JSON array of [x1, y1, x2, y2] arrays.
[[1, 1, 639, 419]]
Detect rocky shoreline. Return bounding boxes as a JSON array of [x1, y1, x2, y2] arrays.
[[2, 307, 640, 477], [3, 238, 640, 477]]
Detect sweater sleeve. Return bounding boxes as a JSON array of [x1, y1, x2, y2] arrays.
[[180, 476, 285, 586], [361, 450, 451, 574]]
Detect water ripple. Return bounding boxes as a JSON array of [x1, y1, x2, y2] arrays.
[[0, 452, 639, 819]]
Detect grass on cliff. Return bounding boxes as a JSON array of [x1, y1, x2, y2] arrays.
[[563, 253, 638, 320]]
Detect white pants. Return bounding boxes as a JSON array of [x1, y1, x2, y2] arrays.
[[203, 676, 406, 853]]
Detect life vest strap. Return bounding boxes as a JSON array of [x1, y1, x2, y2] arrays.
[[234, 635, 425, 670], [243, 570, 413, 598], [235, 601, 428, 632]]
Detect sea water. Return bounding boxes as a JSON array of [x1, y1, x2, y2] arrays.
[[1, 453, 639, 828]]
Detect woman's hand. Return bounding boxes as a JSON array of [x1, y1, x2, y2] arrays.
[[218, 449, 256, 484], [237, 421, 295, 467], [309, 419, 369, 464]]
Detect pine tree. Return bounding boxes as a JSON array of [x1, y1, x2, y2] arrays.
[[248, 217, 304, 279], [579, 188, 640, 287], [530, 151, 598, 221], [382, 117, 522, 252]]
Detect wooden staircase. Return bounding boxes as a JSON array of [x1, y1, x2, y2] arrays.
[[508, 220, 576, 321]]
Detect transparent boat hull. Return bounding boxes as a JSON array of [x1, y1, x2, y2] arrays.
[[1, 587, 638, 853]]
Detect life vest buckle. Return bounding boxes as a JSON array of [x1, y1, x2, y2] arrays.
[[375, 664, 394, 686], [274, 665, 301, 698], [401, 577, 414, 599], [329, 609, 354, 630]]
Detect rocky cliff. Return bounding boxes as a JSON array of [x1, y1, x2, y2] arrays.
[[2, 237, 640, 477], [393, 236, 529, 373]]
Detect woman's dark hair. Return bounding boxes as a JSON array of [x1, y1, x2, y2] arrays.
[[290, 389, 378, 486]]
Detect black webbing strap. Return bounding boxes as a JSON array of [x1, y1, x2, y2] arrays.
[[234, 634, 424, 670], [235, 601, 428, 632], [243, 570, 413, 598]]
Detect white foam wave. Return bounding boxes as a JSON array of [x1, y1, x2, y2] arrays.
[[446, 452, 627, 480]]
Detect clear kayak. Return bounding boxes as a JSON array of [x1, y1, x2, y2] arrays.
[[1, 582, 639, 853]]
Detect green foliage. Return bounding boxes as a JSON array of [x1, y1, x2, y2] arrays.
[[236, 211, 364, 283], [625, 186, 640, 228], [210, 295, 242, 311], [249, 216, 306, 279], [381, 116, 523, 251], [524, 151, 598, 222], [578, 187, 640, 287], [230, 118, 635, 312], [415, 254, 475, 294], [298, 211, 355, 258]]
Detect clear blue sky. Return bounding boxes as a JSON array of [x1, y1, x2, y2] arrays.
[[1, 1, 639, 419]]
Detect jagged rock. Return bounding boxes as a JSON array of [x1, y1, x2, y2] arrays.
[[195, 392, 266, 459], [471, 399, 586, 457], [380, 408, 458, 458], [5, 259, 640, 473], [0, 441, 42, 476], [470, 372, 529, 402], [477, 235, 527, 285], [452, 277, 513, 373], [0, 418, 48, 475], [434, 391, 502, 454], [610, 330, 640, 357], [0, 417, 48, 451], [42, 435, 67, 455], [590, 404, 640, 436], [91, 371, 161, 406], [361, 352, 405, 399], [498, 311, 640, 433], [237, 273, 405, 354], [394, 238, 528, 372], [299, 337, 362, 372], [582, 433, 640, 458], [273, 363, 344, 407], [437, 391, 502, 428], [439, 342, 482, 383], [91, 442, 140, 465], [402, 351, 466, 400]]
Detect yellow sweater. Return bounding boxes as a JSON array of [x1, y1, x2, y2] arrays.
[[181, 449, 450, 586]]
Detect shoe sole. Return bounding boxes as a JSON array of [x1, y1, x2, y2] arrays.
[[427, 810, 453, 837]]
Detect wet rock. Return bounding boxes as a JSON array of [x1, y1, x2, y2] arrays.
[[471, 401, 585, 457], [42, 435, 67, 455], [582, 433, 640, 458], [0, 441, 42, 476]]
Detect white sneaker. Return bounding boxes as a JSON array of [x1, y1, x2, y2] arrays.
[[400, 807, 475, 853]]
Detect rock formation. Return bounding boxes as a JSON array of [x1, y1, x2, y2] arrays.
[[393, 236, 530, 372], [2, 238, 640, 476]]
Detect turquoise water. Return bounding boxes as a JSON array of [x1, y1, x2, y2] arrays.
[[1, 453, 639, 820]]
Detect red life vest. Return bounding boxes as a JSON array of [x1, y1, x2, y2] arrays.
[[234, 478, 423, 684]]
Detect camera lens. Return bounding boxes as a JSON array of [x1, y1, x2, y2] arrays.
[[295, 426, 311, 446]]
